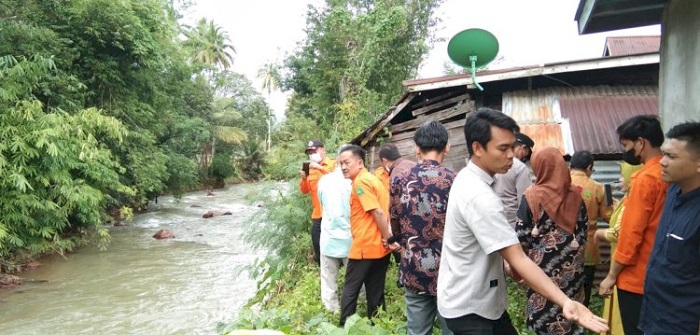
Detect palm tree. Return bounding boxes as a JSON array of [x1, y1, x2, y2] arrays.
[[257, 62, 281, 152], [183, 18, 236, 70], [199, 98, 248, 189], [203, 98, 248, 168]]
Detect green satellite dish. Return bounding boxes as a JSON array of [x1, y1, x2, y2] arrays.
[[447, 28, 499, 91]]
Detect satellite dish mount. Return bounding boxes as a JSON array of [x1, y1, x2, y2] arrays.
[[447, 28, 500, 91]]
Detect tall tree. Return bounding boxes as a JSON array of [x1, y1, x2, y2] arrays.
[[0, 0, 219, 263], [257, 62, 281, 151], [183, 19, 243, 180], [183, 18, 236, 70], [281, 0, 444, 142]]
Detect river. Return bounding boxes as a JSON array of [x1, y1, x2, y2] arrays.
[[0, 183, 268, 335]]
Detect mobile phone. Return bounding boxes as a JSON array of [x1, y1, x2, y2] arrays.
[[302, 162, 310, 176], [604, 184, 613, 206]]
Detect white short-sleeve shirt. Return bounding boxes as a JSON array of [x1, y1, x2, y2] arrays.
[[437, 161, 520, 320]]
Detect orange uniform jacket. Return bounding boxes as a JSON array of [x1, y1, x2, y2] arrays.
[[299, 156, 335, 219], [349, 168, 391, 260], [613, 156, 667, 294]]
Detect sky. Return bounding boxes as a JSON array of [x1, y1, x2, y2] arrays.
[[183, 0, 660, 119]]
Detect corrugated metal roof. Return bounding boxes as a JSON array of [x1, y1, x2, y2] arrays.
[[560, 88, 658, 154], [402, 53, 659, 92], [502, 86, 658, 155], [604, 36, 661, 57]]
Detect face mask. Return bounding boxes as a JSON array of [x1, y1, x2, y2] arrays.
[[309, 153, 322, 163], [384, 165, 390, 173], [622, 148, 642, 166]]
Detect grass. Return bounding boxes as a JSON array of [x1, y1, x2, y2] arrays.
[[219, 259, 606, 335]]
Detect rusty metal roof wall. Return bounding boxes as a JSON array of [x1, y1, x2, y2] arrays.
[[502, 86, 658, 155], [519, 123, 567, 155], [560, 91, 658, 154], [604, 36, 661, 56], [502, 89, 573, 155]]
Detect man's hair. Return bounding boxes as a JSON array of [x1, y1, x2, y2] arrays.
[[616, 115, 664, 147], [570, 150, 594, 170], [339, 144, 366, 163], [666, 121, 700, 157], [336, 143, 351, 157], [378, 143, 401, 161], [515, 133, 535, 149], [414, 121, 449, 152], [464, 107, 519, 155]]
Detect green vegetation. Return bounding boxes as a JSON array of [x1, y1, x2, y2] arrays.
[[264, 0, 443, 180], [1, 0, 605, 332], [221, 181, 604, 334], [0, 0, 271, 270]]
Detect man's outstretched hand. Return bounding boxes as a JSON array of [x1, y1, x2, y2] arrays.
[[562, 299, 609, 333]]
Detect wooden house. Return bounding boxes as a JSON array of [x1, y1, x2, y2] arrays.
[[351, 52, 659, 178], [351, 52, 660, 285]]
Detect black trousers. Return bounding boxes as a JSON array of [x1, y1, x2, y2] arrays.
[[444, 311, 518, 335], [311, 218, 321, 266], [582, 265, 596, 307], [339, 254, 391, 326], [617, 288, 644, 335], [445, 311, 518, 335]]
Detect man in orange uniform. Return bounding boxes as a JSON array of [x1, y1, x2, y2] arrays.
[[336, 145, 392, 326], [300, 139, 335, 266], [569, 150, 613, 307], [374, 166, 390, 192], [598, 115, 667, 335]]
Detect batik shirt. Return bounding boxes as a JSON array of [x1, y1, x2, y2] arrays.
[[390, 160, 455, 295]]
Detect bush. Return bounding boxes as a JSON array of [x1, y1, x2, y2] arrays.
[[210, 154, 237, 188]]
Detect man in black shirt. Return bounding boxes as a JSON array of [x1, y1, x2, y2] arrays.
[[640, 121, 700, 335]]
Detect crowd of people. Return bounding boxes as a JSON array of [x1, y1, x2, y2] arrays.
[[298, 108, 700, 335]]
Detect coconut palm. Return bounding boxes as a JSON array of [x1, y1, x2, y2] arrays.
[[183, 18, 236, 70], [257, 62, 281, 152], [201, 98, 248, 168]]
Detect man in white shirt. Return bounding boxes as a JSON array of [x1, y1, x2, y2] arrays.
[[317, 145, 353, 313], [494, 133, 534, 228], [437, 107, 608, 334]]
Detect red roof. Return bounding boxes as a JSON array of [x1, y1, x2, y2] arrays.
[[603, 36, 661, 57]]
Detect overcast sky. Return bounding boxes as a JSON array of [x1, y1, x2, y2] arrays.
[[184, 0, 660, 119]]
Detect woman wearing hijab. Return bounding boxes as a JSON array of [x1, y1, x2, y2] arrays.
[[593, 162, 642, 335], [515, 147, 589, 335]]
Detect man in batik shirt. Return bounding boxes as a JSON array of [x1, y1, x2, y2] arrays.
[[390, 121, 456, 335]]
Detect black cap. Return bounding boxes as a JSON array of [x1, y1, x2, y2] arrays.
[[515, 133, 534, 149], [305, 139, 324, 152]]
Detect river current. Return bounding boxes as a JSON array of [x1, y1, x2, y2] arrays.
[[0, 183, 266, 335]]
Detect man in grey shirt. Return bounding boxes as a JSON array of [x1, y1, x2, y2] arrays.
[[494, 133, 534, 228], [437, 107, 608, 334]]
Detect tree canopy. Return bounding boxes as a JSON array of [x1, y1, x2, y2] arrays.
[[0, 0, 271, 267]]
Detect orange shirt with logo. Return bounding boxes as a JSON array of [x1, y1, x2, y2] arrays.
[[613, 155, 667, 294], [349, 168, 391, 260], [299, 156, 335, 219]]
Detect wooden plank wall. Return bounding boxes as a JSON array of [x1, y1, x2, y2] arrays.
[[367, 95, 474, 172], [363, 89, 618, 290]]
